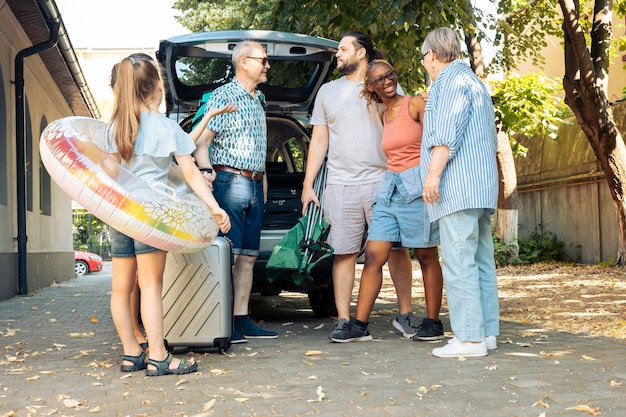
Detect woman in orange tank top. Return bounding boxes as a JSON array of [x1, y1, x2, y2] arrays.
[[330, 60, 444, 344]]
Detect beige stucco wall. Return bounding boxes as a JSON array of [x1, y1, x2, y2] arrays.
[[0, 6, 76, 300], [514, 17, 626, 102]]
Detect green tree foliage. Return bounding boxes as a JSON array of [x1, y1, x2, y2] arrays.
[[173, 0, 491, 93], [492, 73, 572, 156], [492, 0, 562, 70]]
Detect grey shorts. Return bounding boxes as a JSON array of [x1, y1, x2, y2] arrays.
[[109, 227, 161, 257], [323, 182, 379, 255]]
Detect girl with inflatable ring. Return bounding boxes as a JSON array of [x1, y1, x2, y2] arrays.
[[107, 55, 232, 376], [108, 53, 236, 364]]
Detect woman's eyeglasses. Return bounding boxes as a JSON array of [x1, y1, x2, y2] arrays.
[[245, 56, 269, 66], [419, 50, 429, 65], [368, 70, 397, 86]]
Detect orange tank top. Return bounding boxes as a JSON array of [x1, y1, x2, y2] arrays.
[[381, 95, 423, 173]]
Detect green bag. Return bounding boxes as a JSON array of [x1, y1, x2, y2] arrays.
[[266, 215, 333, 285], [190, 91, 212, 131]]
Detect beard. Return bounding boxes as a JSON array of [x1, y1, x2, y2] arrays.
[[337, 59, 359, 75]]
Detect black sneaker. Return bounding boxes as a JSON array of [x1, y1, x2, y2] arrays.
[[412, 318, 444, 341], [330, 322, 373, 343], [329, 318, 350, 340]]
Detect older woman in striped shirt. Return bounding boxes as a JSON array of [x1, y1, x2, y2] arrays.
[[420, 27, 500, 358]]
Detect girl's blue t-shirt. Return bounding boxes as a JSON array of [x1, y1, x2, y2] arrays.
[[107, 112, 196, 185]]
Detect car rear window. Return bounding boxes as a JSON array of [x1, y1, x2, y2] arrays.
[[176, 56, 318, 90]]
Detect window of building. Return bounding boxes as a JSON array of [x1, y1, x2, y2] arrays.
[[0, 65, 7, 206], [25, 97, 33, 212], [39, 115, 51, 216]]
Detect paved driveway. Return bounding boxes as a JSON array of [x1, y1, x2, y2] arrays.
[[0, 262, 624, 416]]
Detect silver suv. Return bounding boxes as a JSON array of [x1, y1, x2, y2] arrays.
[[157, 30, 338, 317]]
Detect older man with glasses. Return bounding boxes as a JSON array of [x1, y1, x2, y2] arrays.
[[195, 41, 277, 344]]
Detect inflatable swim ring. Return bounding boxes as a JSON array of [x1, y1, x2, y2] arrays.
[[40, 116, 219, 253]]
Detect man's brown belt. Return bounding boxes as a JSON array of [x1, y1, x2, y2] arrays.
[[213, 165, 264, 181]]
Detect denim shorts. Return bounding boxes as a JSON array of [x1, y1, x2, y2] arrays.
[[367, 187, 439, 248], [212, 171, 264, 256], [109, 227, 161, 257]]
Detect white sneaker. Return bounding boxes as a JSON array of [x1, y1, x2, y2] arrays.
[[447, 335, 498, 350], [433, 338, 487, 358], [485, 335, 497, 350]]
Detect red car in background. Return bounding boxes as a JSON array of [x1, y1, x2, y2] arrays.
[[74, 251, 103, 276]]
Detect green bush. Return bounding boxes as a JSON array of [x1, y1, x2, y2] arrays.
[[494, 226, 566, 265]]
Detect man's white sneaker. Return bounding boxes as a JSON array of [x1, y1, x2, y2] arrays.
[[433, 339, 487, 358], [447, 335, 498, 350]]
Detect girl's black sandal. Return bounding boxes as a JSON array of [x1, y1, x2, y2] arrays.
[[145, 353, 198, 376], [120, 351, 148, 372]]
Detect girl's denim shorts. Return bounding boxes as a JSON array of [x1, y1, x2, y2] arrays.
[[109, 227, 161, 257]]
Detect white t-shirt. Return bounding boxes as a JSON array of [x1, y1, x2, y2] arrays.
[[310, 77, 387, 185]]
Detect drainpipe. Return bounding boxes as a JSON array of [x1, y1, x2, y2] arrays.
[[14, 15, 60, 295]]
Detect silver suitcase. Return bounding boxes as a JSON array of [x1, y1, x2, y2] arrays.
[[162, 237, 233, 352]]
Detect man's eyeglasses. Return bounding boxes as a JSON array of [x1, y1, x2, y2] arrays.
[[368, 70, 397, 86], [245, 56, 269, 66], [419, 50, 429, 65]]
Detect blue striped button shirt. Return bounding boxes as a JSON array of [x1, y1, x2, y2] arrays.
[[420, 59, 498, 222]]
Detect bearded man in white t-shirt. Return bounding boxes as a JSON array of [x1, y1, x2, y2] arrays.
[[301, 31, 416, 340]]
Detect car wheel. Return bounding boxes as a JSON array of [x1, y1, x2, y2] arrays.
[[307, 287, 337, 318], [259, 289, 282, 296], [75, 260, 89, 276]]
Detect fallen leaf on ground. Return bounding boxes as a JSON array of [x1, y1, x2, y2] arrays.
[[305, 350, 323, 356], [307, 386, 325, 402], [68, 332, 94, 338], [62, 398, 82, 408], [565, 405, 602, 415], [202, 399, 216, 411]]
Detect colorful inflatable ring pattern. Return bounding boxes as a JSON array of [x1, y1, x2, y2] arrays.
[[40, 116, 219, 253]]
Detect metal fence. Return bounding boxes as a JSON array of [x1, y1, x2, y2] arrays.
[[72, 210, 111, 260]]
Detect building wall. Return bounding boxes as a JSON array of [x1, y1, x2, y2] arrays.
[[74, 48, 160, 121], [0, 6, 75, 300], [514, 17, 626, 102]]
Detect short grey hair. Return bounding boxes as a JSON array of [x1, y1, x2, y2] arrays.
[[232, 41, 265, 72], [421, 27, 462, 63]]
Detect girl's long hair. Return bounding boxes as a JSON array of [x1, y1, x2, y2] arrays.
[[109, 57, 160, 161]]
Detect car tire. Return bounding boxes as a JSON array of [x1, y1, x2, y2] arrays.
[[259, 288, 282, 296], [75, 260, 89, 276], [307, 287, 337, 318]]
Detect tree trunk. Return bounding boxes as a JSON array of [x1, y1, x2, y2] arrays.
[[464, 0, 519, 258], [559, 0, 626, 265], [495, 129, 519, 257]]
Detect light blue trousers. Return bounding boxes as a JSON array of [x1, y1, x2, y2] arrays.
[[438, 208, 500, 341]]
